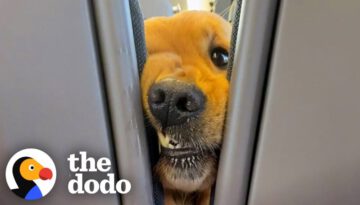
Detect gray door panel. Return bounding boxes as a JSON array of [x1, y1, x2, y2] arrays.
[[214, 0, 279, 204], [249, 1, 360, 205], [0, 1, 119, 204]]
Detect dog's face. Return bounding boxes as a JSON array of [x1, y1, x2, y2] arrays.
[[141, 11, 231, 192]]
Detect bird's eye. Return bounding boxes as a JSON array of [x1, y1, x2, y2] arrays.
[[29, 164, 35, 171], [210, 47, 229, 68]]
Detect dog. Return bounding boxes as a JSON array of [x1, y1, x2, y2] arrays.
[[141, 11, 231, 205]]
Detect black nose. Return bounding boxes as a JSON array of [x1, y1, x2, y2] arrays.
[[148, 81, 206, 127]]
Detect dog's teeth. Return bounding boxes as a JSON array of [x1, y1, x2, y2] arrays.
[[181, 158, 185, 168], [187, 118, 190, 123]]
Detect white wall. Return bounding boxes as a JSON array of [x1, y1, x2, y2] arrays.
[[139, 0, 173, 18]]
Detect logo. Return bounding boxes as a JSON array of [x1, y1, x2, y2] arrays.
[[67, 151, 131, 194], [5, 148, 56, 201]]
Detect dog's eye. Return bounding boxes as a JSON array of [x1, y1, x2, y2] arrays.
[[210, 47, 229, 68]]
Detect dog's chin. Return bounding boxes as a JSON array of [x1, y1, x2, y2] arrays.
[[155, 141, 219, 193]]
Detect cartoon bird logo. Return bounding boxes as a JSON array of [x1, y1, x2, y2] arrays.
[[6, 148, 56, 201], [12, 157, 53, 200]]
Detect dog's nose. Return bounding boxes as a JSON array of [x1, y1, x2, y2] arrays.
[[148, 81, 205, 127]]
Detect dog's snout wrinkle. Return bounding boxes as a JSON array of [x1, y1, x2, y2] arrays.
[[148, 81, 205, 128]]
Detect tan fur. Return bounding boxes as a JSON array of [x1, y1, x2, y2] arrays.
[[141, 11, 231, 205]]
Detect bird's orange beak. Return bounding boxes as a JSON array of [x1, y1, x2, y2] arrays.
[[39, 168, 52, 180]]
